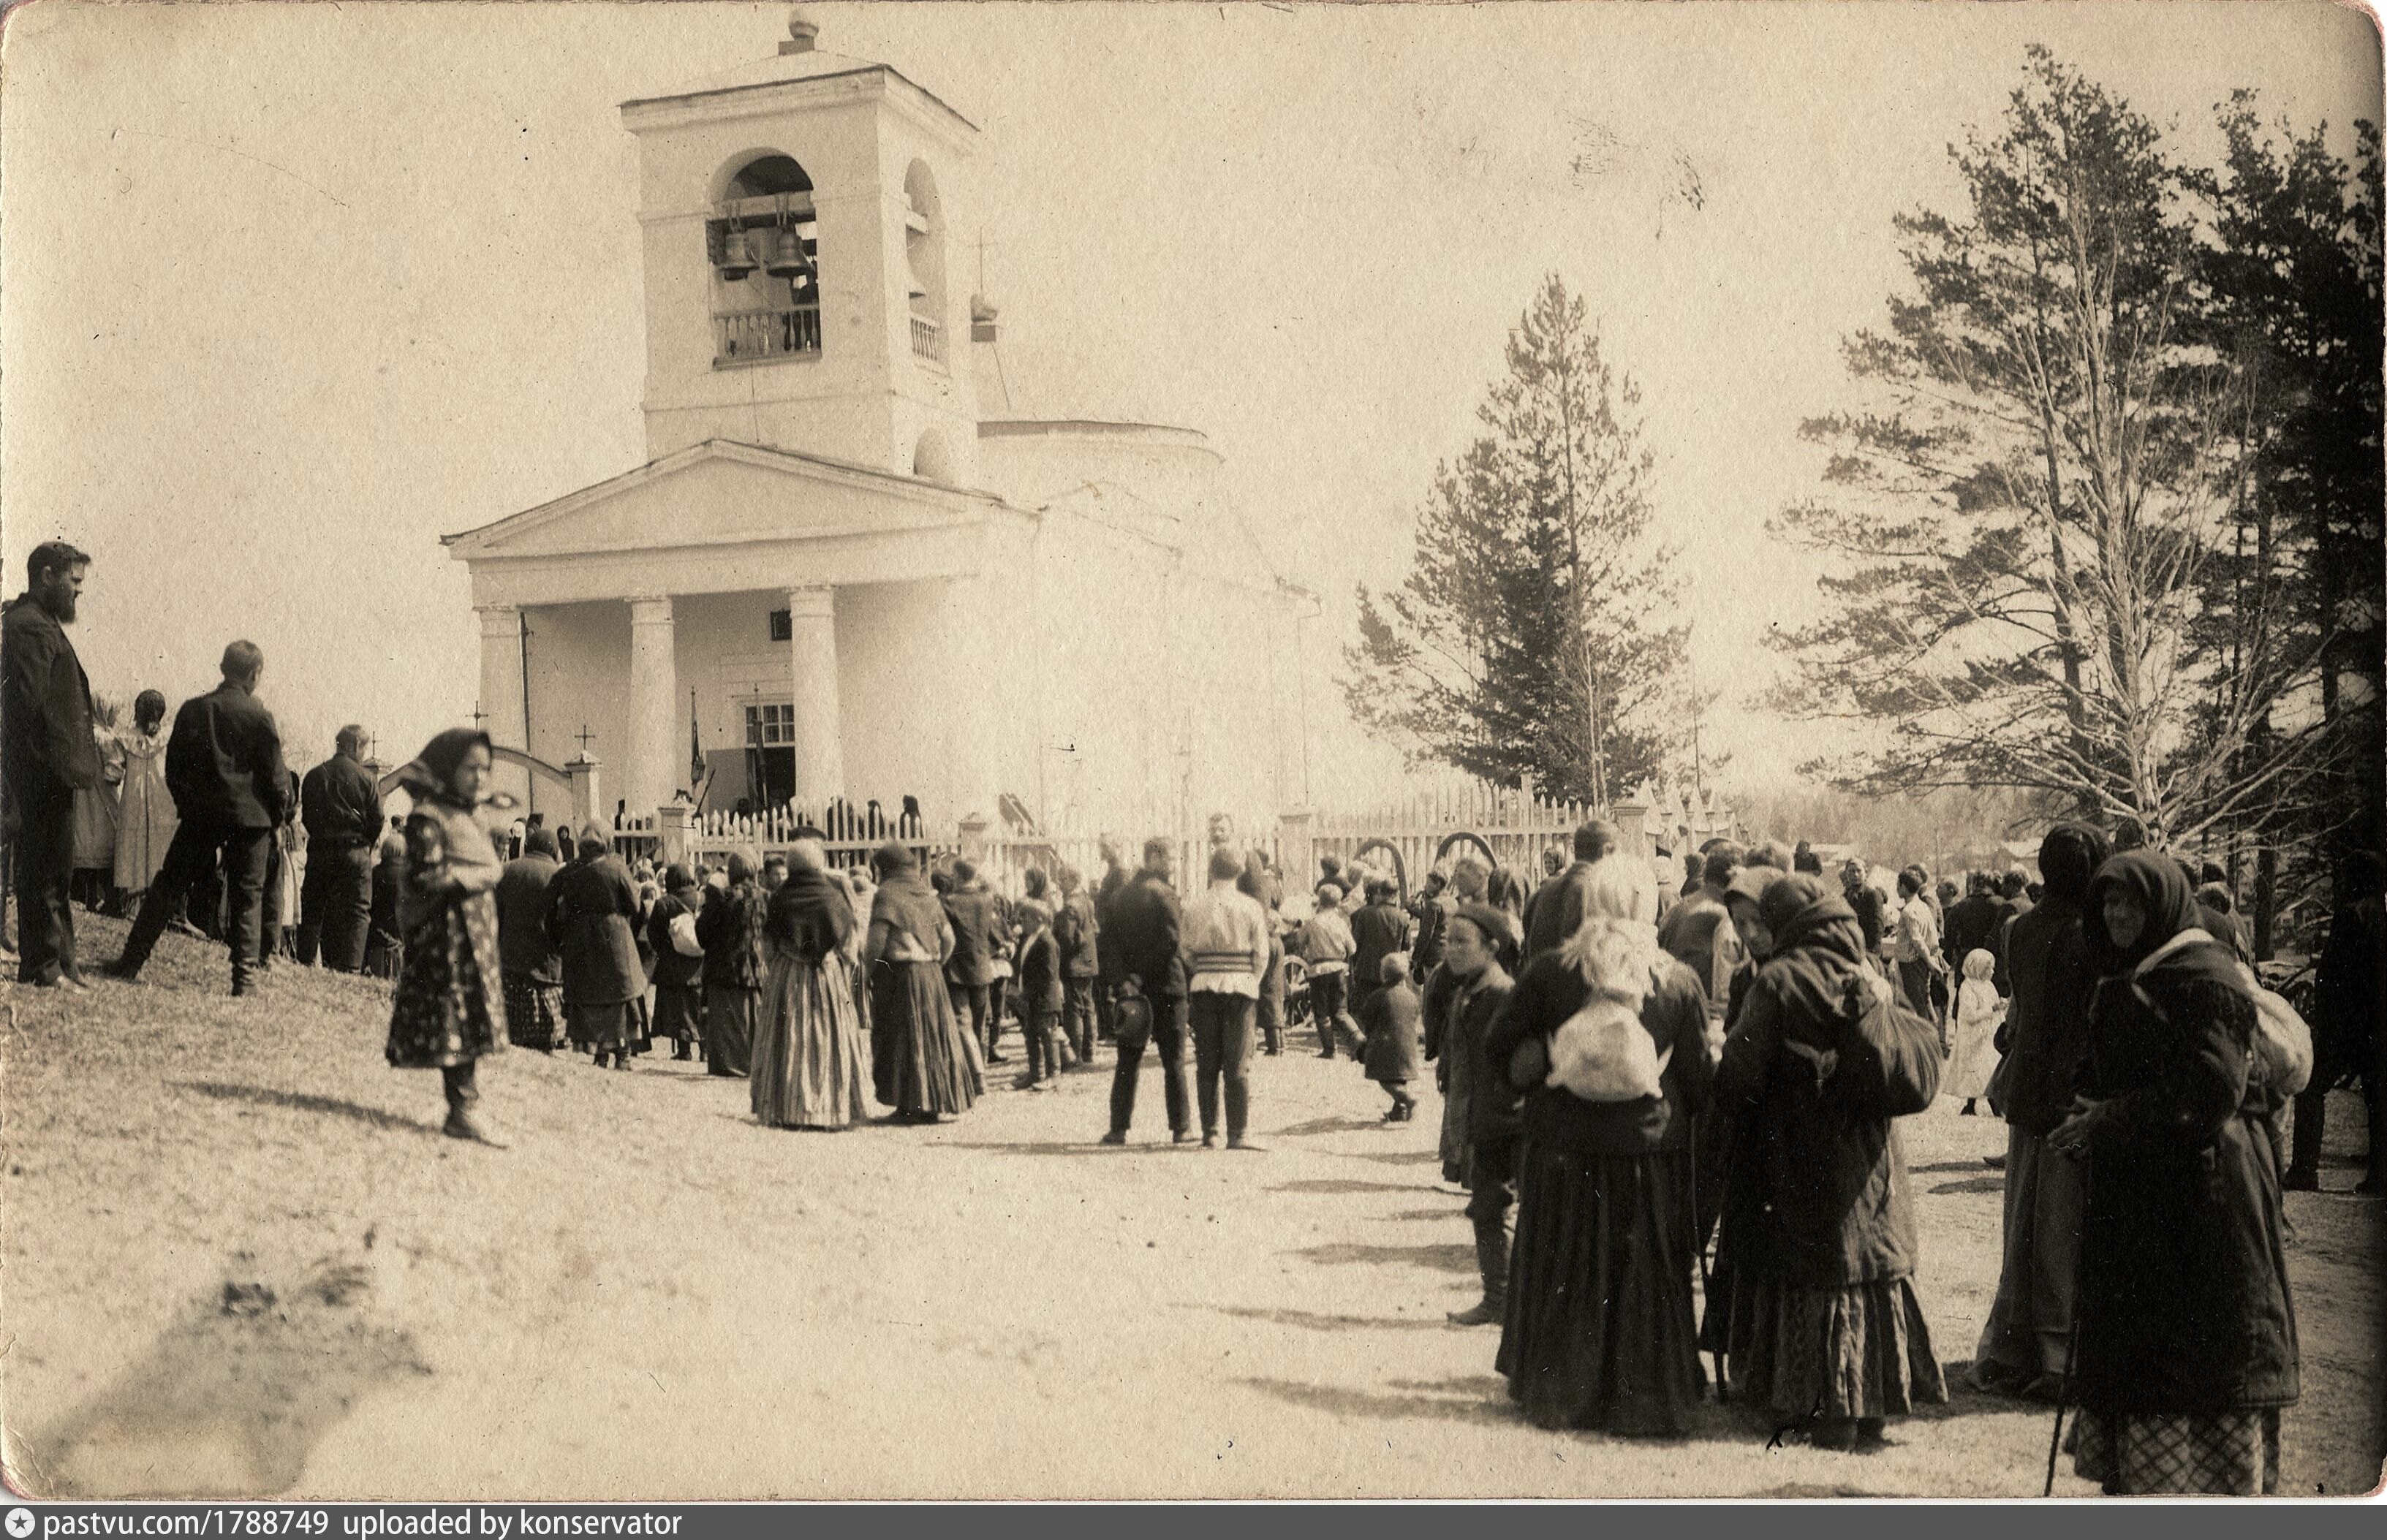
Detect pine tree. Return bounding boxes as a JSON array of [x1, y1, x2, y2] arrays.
[[1344, 275, 1688, 805]]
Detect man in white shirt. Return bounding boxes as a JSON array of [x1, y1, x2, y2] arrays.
[[1180, 845, 1272, 1150]]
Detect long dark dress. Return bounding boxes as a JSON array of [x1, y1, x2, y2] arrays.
[[1707, 881, 1947, 1430], [867, 873, 982, 1117], [544, 851, 647, 1055], [749, 868, 866, 1129], [2066, 852, 2298, 1495], [697, 879, 771, 1077], [1481, 925, 1716, 1435], [386, 797, 508, 1069]]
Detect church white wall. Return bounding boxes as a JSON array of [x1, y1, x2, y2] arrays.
[[522, 599, 632, 824], [839, 577, 964, 821]]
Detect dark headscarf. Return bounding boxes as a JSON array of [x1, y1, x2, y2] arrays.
[[2038, 822, 2108, 907], [393, 728, 491, 803], [770, 860, 854, 963], [1756, 873, 1864, 964], [2084, 850, 2241, 990]]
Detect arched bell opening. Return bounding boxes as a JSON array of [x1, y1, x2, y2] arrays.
[[711, 152, 822, 364]]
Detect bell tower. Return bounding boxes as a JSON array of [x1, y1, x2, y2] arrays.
[[620, 11, 983, 486]]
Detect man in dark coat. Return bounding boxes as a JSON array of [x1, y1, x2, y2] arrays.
[[1052, 862, 1102, 1064], [1839, 857, 1886, 960], [296, 724, 383, 971], [942, 859, 1004, 1063], [108, 640, 289, 995], [3, 542, 101, 987], [1942, 870, 2010, 983], [1426, 905, 1518, 1326], [1100, 838, 1191, 1144], [1519, 819, 1616, 962], [1347, 877, 1414, 1021], [1971, 823, 2108, 1399], [2289, 854, 2385, 1194], [1657, 841, 1744, 1023]]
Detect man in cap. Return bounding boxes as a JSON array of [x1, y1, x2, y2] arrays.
[[3, 542, 100, 987], [107, 640, 288, 995]]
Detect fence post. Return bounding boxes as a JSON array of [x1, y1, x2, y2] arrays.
[[657, 802, 692, 868], [566, 752, 602, 835], [1279, 806, 1316, 892], [1613, 787, 1650, 862], [959, 812, 992, 871]]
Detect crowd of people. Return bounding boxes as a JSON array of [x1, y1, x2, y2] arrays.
[[7, 537, 2383, 1495]]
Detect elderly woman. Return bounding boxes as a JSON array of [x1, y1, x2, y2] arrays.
[[863, 841, 982, 1123], [2054, 851, 2298, 1495], [1709, 873, 1946, 1452], [545, 821, 647, 1071], [1481, 861, 1716, 1435], [748, 841, 869, 1129], [697, 851, 771, 1077], [384, 729, 509, 1145]]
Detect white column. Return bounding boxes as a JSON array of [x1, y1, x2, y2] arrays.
[[625, 596, 678, 817], [475, 604, 529, 808], [785, 585, 844, 811]]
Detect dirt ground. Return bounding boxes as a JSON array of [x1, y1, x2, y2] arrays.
[[4, 916, 2380, 1500]]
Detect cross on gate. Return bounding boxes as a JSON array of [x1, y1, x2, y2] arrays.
[[575, 724, 597, 753], [471, 702, 487, 731]]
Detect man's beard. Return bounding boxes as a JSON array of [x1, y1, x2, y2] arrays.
[[49, 592, 77, 623]]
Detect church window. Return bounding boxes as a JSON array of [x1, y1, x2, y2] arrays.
[[903, 160, 946, 368], [745, 702, 797, 747], [712, 153, 821, 365]]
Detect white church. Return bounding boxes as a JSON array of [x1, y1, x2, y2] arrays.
[[445, 12, 1315, 841]]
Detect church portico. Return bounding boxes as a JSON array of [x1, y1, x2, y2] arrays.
[[443, 14, 1311, 846]]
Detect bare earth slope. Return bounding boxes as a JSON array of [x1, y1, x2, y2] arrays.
[[5, 917, 2379, 1499]]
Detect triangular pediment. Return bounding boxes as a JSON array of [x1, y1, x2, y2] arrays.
[[445, 441, 1000, 562]]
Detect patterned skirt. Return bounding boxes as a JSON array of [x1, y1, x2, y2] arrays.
[[387, 905, 507, 1069], [503, 972, 567, 1051], [870, 960, 983, 1117], [1716, 1269, 1948, 1423], [2069, 1406, 2281, 1495], [751, 952, 867, 1129], [1496, 1145, 1704, 1436]]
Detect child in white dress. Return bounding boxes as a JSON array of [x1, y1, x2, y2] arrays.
[[1948, 946, 2005, 1115]]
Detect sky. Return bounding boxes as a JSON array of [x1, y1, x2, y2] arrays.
[[4, 0, 2377, 803]]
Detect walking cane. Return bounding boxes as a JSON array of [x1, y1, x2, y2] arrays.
[[2042, 1156, 2091, 1498]]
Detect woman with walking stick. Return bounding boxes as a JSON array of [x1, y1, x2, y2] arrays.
[[2051, 851, 2299, 1495]]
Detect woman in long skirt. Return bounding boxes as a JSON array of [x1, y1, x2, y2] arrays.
[[545, 821, 648, 1070], [2054, 852, 2298, 1494], [1481, 860, 1717, 1436], [861, 841, 981, 1123], [750, 840, 869, 1129], [112, 690, 176, 910], [1711, 874, 1948, 1451], [384, 729, 508, 1145], [698, 851, 770, 1077]]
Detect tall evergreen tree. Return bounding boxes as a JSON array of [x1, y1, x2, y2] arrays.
[[1344, 274, 1688, 805]]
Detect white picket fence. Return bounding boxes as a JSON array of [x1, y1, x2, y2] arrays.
[[600, 770, 1739, 899]]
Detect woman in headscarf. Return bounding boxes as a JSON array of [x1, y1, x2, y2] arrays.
[[383, 729, 509, 1144], [862, 841, 983, 1123], [545, 820, 647, 1070], [749, 840, 869, 1129], [697, 850, 770, 1077], [1709, 873, 1947, 1452], [2054, 851, 2298, 1495], [1972, 822, 2108, 1400], [112, 689, 176, 911], [1481, 862, 1716, 1435]]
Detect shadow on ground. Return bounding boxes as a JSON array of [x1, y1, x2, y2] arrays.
[[1269, 1178, 1427, 1196], [175, 1082, 441, 1138], [18, 1254, 428, 1498], [1237, 1374, 1517, 1425], [1204, 1305, 1462, 1334], [1930, 1177, 2008, 1196], [1344, 1150, 1443, 1167], [1289, 1241, 1476, 1274], [1271, 1115, 1393, 1137], [944, 1141, 1179, 1158]]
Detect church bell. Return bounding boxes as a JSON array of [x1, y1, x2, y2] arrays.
[[765, 227, 809, 279], [718, 227, 757, 281]]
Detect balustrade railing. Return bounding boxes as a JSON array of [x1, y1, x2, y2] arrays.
[[909, 314, 945, 365], [714, 305, 822, 365]]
